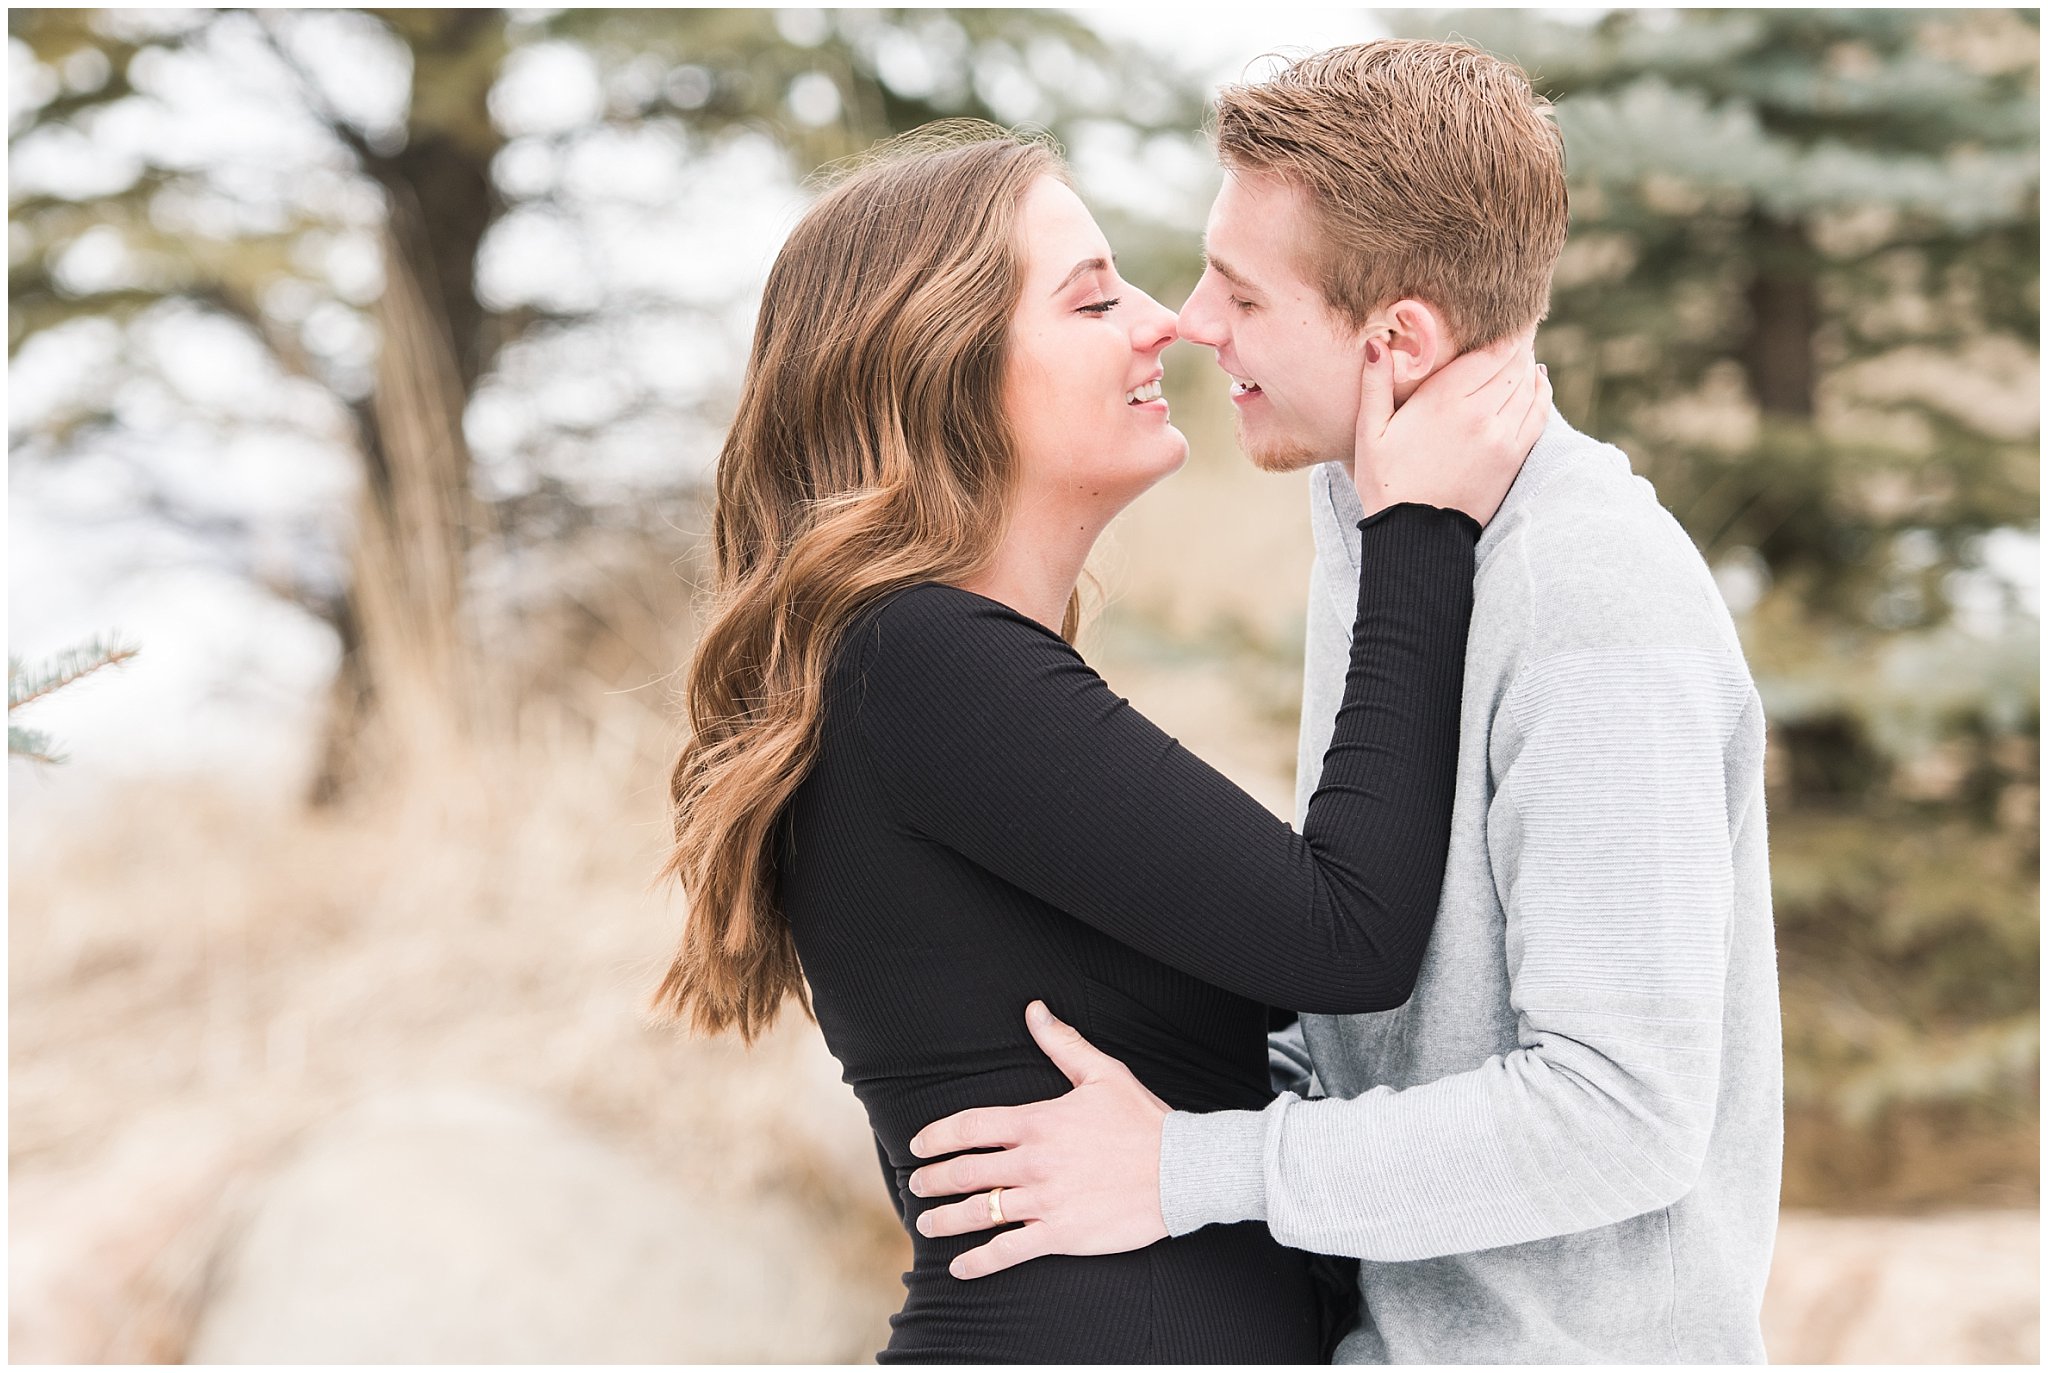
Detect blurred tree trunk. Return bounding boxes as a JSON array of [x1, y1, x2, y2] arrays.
[[1742, 213, 1820, 418], [306, 11, 507, 804]]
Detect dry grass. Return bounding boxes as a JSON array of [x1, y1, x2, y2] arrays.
[[8, 685, 909, 1361]]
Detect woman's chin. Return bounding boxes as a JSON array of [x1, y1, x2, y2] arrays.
[[1165, 439, 1191, 480], [1072, 435, 1189, 517], [1163, 424, 1196, 467], [1132, 432, 1191, 496]]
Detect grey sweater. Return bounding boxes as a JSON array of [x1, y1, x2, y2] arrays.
[[1159, 408, 1784, 1363]]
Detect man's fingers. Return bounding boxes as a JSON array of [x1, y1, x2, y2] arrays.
[[909, 1103, 1030, 1159], [1024, 999, 1122, 1088], [949, 1221, 1061, 1281], [915, 1188, 1036, 1239], [908, 1147, 1028, 1199]]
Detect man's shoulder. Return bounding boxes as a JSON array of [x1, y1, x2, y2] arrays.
[[1510, 427, 1677, 552], [1482, 431, 1744, 665], [1528, 454, 1706, 588]]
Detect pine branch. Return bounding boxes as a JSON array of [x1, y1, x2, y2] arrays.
[[8, 636, 142, 712], [8, 724, 66, 765]]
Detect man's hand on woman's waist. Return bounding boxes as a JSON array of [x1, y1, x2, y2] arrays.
[[907, 999, 1170, 1279]]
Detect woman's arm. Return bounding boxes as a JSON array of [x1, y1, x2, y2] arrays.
[[849, 501, 1474, 1015]]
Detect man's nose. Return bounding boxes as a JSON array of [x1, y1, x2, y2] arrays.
[[1176, 278, 1223, 348]]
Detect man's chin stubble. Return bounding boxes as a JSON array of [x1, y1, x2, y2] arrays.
[[1237, 417, 1329, 475]]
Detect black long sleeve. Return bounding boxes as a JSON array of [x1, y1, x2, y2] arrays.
[[778, 500, 1475, 1362], [844, 501, 1476, 1015]]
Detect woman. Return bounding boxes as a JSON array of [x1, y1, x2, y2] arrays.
[[654, 125, 1546, 1362]]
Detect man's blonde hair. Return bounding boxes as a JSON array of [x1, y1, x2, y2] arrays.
[[1214, 39, 1569, 350]]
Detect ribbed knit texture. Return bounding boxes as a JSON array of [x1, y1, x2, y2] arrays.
[[1158, 409, 1784, 1365], [777, 502, 1477, 1362]]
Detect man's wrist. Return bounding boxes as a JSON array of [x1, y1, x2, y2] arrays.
[[1158, 1106, 1270, 1236]]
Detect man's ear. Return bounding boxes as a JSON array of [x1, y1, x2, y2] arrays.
[[1375, 299, 1449, 393]]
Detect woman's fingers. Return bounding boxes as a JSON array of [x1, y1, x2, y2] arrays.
[[1489, 357, 1533, 416], [1357, 330, 1542, 526], [1354, 331, 1397, 456], [1517, 364, 1553, 448], [1469, 335, 1538, 412], [1427, 331, 1523, 400]]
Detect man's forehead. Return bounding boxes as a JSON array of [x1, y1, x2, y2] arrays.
[[1203, 172, 1310, 291], [1199, 179, 1253, 274]]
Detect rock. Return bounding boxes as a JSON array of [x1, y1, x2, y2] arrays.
[[42, 1089, 2034, 1364], [9, 1109, 265, 1364], [1763, 1209, 2039, 1363], [185, 1084, 890, 1363]]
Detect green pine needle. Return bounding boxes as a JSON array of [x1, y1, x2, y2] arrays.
[[7, 635, 140, 764], [8, 636, 141, 713], [8, 724, 66, 765]]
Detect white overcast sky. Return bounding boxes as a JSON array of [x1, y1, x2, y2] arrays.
[[1080, 6, 1392, 79]]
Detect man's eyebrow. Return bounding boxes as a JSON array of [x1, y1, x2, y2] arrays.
[[1052, 254, 1115, 295], [1202, 247, 1256, 293]]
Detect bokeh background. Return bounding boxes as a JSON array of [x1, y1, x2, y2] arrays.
[[9, 7, 2038, 1364]]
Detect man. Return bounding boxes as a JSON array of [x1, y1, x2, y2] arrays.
[[903, 39, 1783, 1363]]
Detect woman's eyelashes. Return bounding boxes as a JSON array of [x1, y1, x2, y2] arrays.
[[1077, 296, 1122, 316]]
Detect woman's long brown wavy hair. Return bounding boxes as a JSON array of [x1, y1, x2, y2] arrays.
[[652, 124, 1078, 1042]]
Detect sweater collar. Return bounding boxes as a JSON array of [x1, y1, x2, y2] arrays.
[[1314, 403, 1588, 579]]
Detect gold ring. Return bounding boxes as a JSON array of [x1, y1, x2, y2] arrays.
[[987, 1186, 1006, 1226]]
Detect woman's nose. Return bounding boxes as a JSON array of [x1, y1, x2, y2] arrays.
[[1134, 293, 1178, 353]]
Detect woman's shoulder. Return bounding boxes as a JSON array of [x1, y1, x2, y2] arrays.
[[850, 581, 1062, 654], [837, 582, 1078, 703]]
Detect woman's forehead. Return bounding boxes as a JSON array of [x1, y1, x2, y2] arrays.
[[1018, 178, 1112, 282]]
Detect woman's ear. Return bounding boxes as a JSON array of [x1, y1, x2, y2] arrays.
[[1377, 299, 1448, 394]]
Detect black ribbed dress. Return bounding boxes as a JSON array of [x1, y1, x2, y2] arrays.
[[777, 502, 1478, 1363]]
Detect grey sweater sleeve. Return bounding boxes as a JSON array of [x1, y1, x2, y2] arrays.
[[1158, 643, 1760, 1260]]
